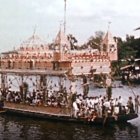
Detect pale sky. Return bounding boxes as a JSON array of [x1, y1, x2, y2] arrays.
[[0, 0, 140, 52]]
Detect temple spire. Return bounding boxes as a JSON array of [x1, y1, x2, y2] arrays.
[[33, 25, 37, 36], [64, 0, 67, 34], [107, 21, 111, 32]]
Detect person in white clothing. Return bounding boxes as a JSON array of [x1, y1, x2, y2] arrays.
[[73, 101, 79, 118], [103, 100, 111, 117]]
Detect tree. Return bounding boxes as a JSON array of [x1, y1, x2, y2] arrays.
[[86, 31, 104, 50], [114, 35, 140, 77], [67, 34, 78, 50], [117, 35, 139, 61]]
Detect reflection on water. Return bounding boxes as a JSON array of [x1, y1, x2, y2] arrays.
[[0, 115, 139, 140]]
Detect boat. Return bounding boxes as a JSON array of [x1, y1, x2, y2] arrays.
[[0, 39, 137, 126], [0, 41, 137, 126], [2, 102, 138, 125], [0, 109, 6, 114], [0, 97, 5, 113], [0, 73, 138, 125]]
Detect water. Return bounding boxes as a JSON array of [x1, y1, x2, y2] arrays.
[[0, 115, 139, 140], [0, 85, 140, 140]]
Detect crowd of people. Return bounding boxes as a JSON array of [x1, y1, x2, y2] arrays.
[[0, 87, 139, 120], [4, 88, 68, 107], [72, 94, 140, 120]]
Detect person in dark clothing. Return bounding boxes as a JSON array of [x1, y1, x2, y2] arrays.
[[127, 96, 135, 114], [135, 95, 140, 114], [82, 75, 89, 97]]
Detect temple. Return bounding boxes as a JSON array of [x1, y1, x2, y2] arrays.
[[0, 29, 118, 77]]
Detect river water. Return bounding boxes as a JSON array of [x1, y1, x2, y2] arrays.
[[0, 84, 140, 140], [0, 115, 139, 140]]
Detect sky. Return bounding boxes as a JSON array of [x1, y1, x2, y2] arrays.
[[0, 0, 140, 52]]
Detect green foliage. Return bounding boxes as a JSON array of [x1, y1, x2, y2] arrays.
[[86, 31, 104, 50], [118, 35, 140, 60], [113, 35, 140, 77], [80, 31, 104, 50], [67, 34, 78, 50]]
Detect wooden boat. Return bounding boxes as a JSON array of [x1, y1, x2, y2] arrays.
[[3, 102, 138, 125], [0, 109, 6, 114]]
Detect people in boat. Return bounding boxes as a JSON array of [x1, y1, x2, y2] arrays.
[[82, 74, 89, 98], [72, 101, 79, 118], [118, 96, 123, 114], [6, 91, 12, 102], [110, 98, 115, 115], [134, 95, 140, 114], [103, 99, 111, 117], [87, 109, 98, 122], [14, 92, 21, 103], [96, 95, 103, 117], [121, 106, 127, 115], [0, 90, 4, 110], [3, 88, 136, 119], [127, 96, 135, 114]]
